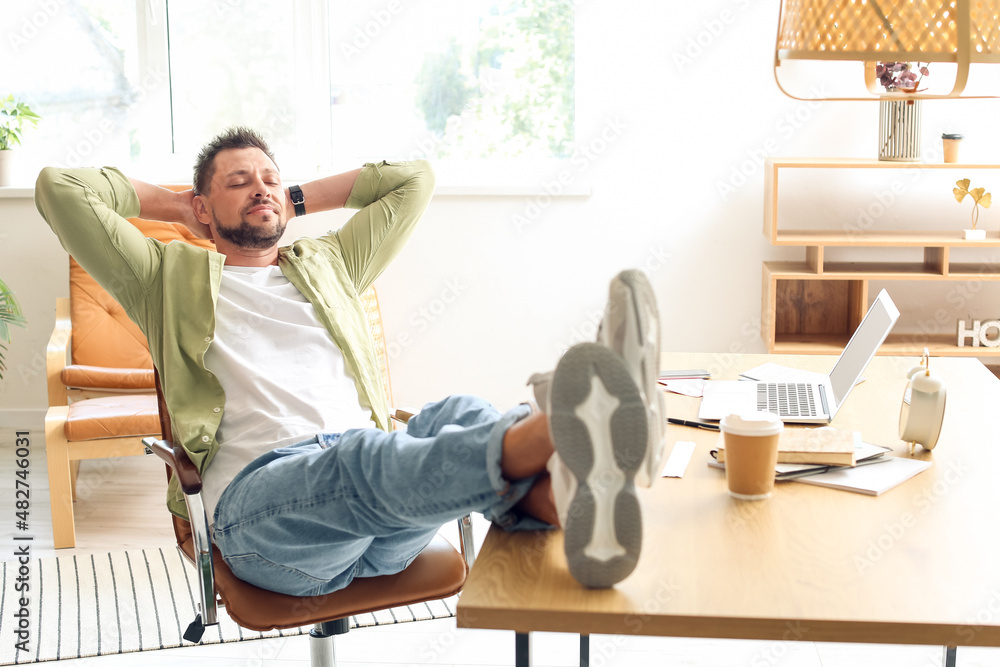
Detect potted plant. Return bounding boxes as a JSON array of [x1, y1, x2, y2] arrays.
[[954, 178, 991, 240], [0, 94, 42, 187], [0, 278, 27, 381], [875, 62, 929, 162]]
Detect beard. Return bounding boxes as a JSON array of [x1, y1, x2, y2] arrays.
[[211, 207, 286, 249]]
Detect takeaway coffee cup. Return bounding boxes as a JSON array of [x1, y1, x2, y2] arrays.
[[942, 133, 963, 163], [721, 412, 784, 500]]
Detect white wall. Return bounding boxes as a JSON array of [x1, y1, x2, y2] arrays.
[[3, 0, 1000, 428]]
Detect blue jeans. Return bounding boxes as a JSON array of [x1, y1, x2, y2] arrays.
[[212, 395, 548, 597]]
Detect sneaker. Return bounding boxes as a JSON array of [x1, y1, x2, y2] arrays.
[[548, 342, 647, 588], [526, 370, 553, 414], [597, 270, 665, 487]]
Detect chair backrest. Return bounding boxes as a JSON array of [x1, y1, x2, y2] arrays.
[[359, 286, 393, 407], [69, 195, 215, 370]]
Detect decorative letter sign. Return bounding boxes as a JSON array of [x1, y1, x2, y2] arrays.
[[957, 319, 1000, 347]]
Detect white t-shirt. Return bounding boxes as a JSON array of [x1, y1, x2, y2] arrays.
[[201, 265, 374, 519]]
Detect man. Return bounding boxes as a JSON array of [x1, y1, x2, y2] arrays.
[[35, 126, 665, 592]]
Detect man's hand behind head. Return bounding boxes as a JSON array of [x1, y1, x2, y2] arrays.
[[176, 189, 214, 241]]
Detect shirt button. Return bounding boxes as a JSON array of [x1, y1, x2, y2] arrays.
[[213, 407, 221, 413], [202, 435, 210, 443]]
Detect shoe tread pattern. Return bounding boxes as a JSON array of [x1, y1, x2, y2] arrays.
[[550, 343, 646, 588]]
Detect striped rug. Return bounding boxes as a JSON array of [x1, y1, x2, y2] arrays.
[[0, 547, 457, 664]]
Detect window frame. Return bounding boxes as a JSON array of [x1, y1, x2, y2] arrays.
[[130, 0, 579, 191]]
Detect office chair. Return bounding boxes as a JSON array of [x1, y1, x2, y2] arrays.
[[142, 287, 473, 667]]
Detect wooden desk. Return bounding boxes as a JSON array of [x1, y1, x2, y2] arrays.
[[457, 354, 1000, 666]]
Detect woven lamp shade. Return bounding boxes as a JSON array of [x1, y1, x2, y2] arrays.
[[775, 0, 1000, 99]]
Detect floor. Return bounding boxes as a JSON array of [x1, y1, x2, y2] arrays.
[[4, 426, 1000, 666]]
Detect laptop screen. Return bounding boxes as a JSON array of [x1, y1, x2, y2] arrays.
[[828, 290, 900, 407]]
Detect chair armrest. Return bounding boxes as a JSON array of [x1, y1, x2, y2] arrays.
[[61, 365, 156, 391], [46, 297, 71, 407], [142, 436, 203, 494], [141, 434, 217, 639], [391, 408, 416, 425]]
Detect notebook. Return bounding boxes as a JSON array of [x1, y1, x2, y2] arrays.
[[698, 289, 900, 424]]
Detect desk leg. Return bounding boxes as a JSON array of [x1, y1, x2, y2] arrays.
[[944, 646, 957, 667], [515, 633, 531, 667], [580, 634, 590, 666]]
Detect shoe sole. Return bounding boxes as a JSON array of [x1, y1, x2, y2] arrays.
[[550, 343, 646, 588], [608, 270, 664, 487]]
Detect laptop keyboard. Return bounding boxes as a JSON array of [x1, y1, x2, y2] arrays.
[[756, 382, 817, 418]]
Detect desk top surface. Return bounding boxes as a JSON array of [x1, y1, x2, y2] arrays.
[[457, 353, 1000, 647]]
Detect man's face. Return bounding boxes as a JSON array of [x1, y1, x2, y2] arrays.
[[201, 147, 286, 249]]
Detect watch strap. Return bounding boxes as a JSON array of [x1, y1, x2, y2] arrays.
[[289, 184, 306, 217]]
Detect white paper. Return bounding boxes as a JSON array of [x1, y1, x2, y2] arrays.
[[792, 456, 931, 495], [738, 361, 830, 385], [661, 441, 696, 478], [659, 378, 706, 397]]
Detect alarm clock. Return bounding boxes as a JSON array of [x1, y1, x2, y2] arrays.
[[899, 348, 947, 455]]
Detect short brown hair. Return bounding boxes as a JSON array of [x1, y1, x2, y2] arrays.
[[193, 126, 278, 195]]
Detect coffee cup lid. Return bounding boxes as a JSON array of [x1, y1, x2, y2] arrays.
[[721, 411, 784, 436], [942, 133, 964, 140]]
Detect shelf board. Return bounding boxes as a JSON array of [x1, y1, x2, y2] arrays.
[[766, 261, 941, 280], [766, 261, 1000, 281], [768, 157, 1000, 170], [773, 229, 1000, 247], [948, 263, 1000, 278], [772, 333, 1000, 357]]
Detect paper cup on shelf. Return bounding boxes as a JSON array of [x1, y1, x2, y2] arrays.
[[721, 412, 784, 500], [942, 133, 963, 163]]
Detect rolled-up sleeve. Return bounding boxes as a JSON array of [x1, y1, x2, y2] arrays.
[[34, 167, 159, 312], [336, 160, 435, 292]]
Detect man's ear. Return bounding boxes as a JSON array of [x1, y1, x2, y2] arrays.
[[192, 194, 212, 226]]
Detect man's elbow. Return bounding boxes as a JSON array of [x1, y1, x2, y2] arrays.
[[408, 159, 436, 203], [34, 166, 67, 219]]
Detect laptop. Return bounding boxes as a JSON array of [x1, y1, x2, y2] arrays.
[[698, 289, 900, 424]]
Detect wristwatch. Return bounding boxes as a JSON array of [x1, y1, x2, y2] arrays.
[[289, 185, 305, 217]]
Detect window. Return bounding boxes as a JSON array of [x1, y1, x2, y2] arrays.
[[4, 0, 574, 185]]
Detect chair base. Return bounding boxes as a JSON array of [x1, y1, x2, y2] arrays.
[[309, 620, 349, 667]]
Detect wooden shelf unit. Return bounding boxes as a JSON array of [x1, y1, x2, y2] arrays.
[[762, 158, 1000, 356]]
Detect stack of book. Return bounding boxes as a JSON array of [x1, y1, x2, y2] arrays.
[[710, 427, 931, 495]]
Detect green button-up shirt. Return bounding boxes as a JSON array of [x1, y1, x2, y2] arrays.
[[35, 160, 434, 519]]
